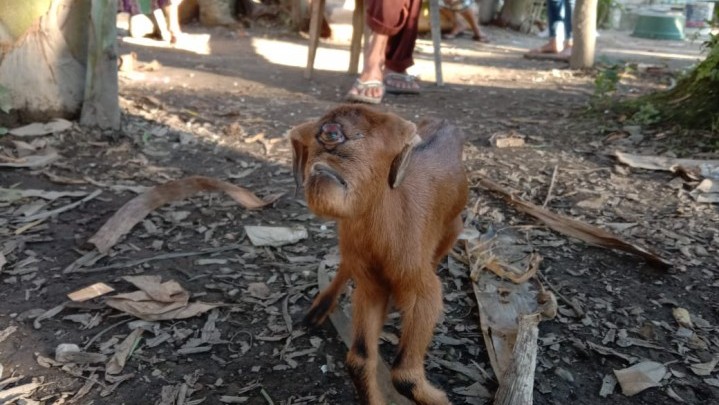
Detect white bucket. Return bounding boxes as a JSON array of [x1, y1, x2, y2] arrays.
[[685, 2, 715, 28]]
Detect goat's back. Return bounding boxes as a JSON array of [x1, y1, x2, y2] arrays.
[[403, 119, 467, 216]]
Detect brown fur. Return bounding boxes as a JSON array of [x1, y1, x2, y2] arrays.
[[289, 105, 468, 405]]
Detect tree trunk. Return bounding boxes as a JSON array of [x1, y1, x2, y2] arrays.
[[498, 0, 534, 31], [79, 0, 120, 130], [0, 0, 90, 124], [478, 0, 499, 25], [570, 0, 598, 69]]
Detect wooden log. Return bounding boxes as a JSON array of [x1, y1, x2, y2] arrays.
[[494, 314, 541, 405]]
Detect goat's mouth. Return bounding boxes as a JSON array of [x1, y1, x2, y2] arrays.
[[310, 163, 347, 187]]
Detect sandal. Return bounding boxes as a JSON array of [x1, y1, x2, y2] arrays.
[[383, 72, 421, 95], [345, 79, 385, 104]]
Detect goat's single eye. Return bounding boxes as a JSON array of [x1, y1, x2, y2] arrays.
[[319, 123, 346, 145]]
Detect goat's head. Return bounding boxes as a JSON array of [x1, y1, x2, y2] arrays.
[[288, 104, 420, 219]]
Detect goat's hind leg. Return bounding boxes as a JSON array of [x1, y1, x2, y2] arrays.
[[304, 264, 351, 327], [391, 274, 451, 405]]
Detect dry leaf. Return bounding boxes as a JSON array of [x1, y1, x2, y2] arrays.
[[599, 373, 617, 397], [489, 131, 526, 148], [690, 357, 718, 376], [106, 328, 143, 375], [105, 276, 220, 321], [672, 307, 693, 329], [219, 396, 250, 403], [55, 343, 107, 364], [0, 147, 60, 168], [88, 176, 281, 253], [247, 282, 271, 299], [8, 119, 72, 137], [0, 325, 17, 344], [33, 303, 66, 329], [0, 187, 89, 202], [666, 385, 686, 403], [0, 382, 40, 403], [244, 226, 308, 247], [452, 381, 492, 398], [614, 151, 719, 173], [613, 361, 666, 396], [67, 282, 115, 302]]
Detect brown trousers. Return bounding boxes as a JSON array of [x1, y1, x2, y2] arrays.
[[366, 0, 421, 73]]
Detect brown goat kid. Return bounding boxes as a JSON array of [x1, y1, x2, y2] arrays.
[[289, 105, 468, 405]]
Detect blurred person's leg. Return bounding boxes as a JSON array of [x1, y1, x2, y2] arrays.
[[383, 0, 422, 94], [347, 0, 409, 103]]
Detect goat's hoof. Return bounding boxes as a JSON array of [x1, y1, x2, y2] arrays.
[[303, 294, 335, 327]]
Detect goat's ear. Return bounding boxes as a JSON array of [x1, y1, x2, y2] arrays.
[[287, 121, 315, 193], [388, 119, 420, 189]]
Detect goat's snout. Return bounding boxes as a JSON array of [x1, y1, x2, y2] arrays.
[[310, 163, 347, 187]]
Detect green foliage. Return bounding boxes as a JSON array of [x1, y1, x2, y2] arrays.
[[597, 0, 622, 28], [695, 33, 719, 82], [0, 85, 12, 114], [610, 32, 719, 131], [592, 64, 624, 108], [630, 103, 661, 126]]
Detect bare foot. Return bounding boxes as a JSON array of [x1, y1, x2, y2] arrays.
[[347, 71, 384, 101]]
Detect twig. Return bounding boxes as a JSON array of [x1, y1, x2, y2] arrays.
[[542, 165, 559, 207], [475, 175, 671, 269], [20, 189, 103, 223], [83, 317, 132, 350], [560, 167, 611, 173], [482, 252, 542, 284], [428, 355, 485, 382], [537, 271, 585, 319], [260, 387, 275, 405], [14, 219, 45, 235], [279, 295, 295, 361], [69, 244, 244, 274]]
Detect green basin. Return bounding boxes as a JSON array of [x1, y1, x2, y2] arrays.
[[632, 12, 685, 40]]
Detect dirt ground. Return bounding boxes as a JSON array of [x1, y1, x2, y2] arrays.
[[1, 17, 718, 405]]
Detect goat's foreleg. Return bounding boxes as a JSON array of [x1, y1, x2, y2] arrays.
[[346, 283, 390, 405]]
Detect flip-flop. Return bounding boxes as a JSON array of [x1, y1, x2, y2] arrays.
[[383, 72, 421, 95], [345, 79, 384, 105], [523, 50, 570, 62], [473, 34, 490, 43]]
